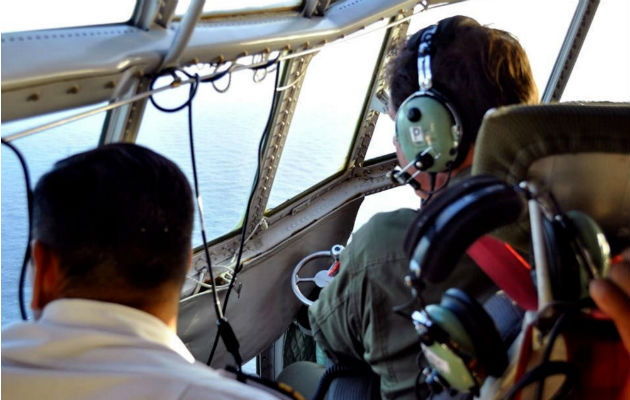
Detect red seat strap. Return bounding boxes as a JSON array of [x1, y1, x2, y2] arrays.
[[467, 235, 538, 310]]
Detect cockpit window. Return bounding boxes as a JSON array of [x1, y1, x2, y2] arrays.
[[365, 113, 396, 160], [0, 0, 135, 33], [561, 0, 629, 102], [267, 21, 387, 210], [175, 0, 302, 17], [135, 64, 276, 245], [1, 106, 106, 326]]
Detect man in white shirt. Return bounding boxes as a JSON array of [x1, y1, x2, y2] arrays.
[[2, 143, 281, 400]]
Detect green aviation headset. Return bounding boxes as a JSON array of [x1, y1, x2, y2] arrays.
[[403, 175, 611, 395], [393, 22, 464, 186]]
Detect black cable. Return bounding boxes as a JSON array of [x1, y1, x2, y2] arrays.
[[183, 74, 226, 320], [422, 173, 437, 204], [250, 54, 281, 71], [1, 138, 34, 321], [206, 60, 281, 366], [222, 59, 281, 309], [501, 361, 577, 400], [502, 303, 584, 400], [198, 54, 279, 84], [541, 310, 573, 364], [153, 59, 281, 369], [149, 69, 199, 113], [419, 168, 453, 206], [534, 305, 583, 400], [414, 354, 433, 400], [200, 66, 232, 84], [149, 68, 247, 370], [149, 70, 222, 318]]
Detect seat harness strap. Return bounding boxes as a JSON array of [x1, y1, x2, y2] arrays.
[[467, 235, 538, 310]]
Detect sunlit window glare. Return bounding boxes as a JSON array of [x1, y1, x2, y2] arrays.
[[175, 0, 301, 16], [0, 1, 135, 33]]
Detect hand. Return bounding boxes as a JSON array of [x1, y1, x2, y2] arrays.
[[589, 249, 630, 351], [589, 249, 630, 399]]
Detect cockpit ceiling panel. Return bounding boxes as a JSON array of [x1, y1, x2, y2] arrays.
[[2, 0, 418, 122], [175, 0, 302, 17]]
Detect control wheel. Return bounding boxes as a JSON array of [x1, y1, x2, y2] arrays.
[[291, 244, 344, 306]]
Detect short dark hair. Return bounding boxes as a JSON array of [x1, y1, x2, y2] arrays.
[[32, 143, 194, 300], [388, 16, 538, 155]]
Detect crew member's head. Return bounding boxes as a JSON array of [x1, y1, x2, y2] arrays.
[[387, 16, 538, 193], [31, 143, 194, 322]]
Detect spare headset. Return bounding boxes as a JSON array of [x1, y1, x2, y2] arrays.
[[543, 208, 610, 303], [402, 175, 612, 396], [391, 23, 464, 192]]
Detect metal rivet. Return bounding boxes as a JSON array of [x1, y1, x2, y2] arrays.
[[67, 85, 80, 94]]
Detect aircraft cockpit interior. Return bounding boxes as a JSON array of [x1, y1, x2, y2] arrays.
[[2, 0, 629, 399]]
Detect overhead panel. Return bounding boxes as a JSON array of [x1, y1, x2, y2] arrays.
[[2, 0, 418, 122]]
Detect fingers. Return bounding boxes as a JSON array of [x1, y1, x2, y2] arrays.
[[609, 261, 630, 297], [590, 277, 630, 352], [589, 251, 630, 393]]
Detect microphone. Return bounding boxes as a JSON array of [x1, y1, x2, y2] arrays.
[[387, 168, 422, 190], [388, 147, 436, 190], [414, 151, 434, 171]]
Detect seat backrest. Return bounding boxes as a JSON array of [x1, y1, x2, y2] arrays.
[[471, 102, 630, 253]]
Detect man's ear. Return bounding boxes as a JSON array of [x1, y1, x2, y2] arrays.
[[186, 248, 193, 273], [31, 240, 63, 312]]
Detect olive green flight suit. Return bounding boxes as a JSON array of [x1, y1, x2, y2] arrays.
[[308, 207, 496, 399]]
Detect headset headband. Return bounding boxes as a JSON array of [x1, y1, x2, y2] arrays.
[[393, 21, 464, 176], [417, 24, 438, 91]]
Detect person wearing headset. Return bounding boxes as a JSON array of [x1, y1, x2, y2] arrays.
[[308, 16, 539, 399], [1, 144, 282, 400]]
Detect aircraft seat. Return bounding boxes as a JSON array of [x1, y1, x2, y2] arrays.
[[471, 102, 630, 254]]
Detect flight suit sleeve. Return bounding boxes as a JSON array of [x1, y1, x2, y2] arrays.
[[307, 210, 425, 398], [307, 243, 365, 364]]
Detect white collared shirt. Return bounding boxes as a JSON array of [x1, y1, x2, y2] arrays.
[[1, 299, 281, 400]]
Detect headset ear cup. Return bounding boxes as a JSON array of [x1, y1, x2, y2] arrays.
[[544, 216, 584, 302], [441, 288, 508, 377], [422, 305, 479, 392], [404, 174, 505, 258], [395, 92, 461, 173], [411, 178, 525, 283], [565, 210, 611, 279]]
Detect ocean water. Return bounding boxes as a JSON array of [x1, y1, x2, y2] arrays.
[[0, 99, 332, 326], [0, 107, 411, 327], [0, 105, 278, 325]]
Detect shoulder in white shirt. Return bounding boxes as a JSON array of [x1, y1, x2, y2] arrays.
[[1, 299, 282, 400]]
